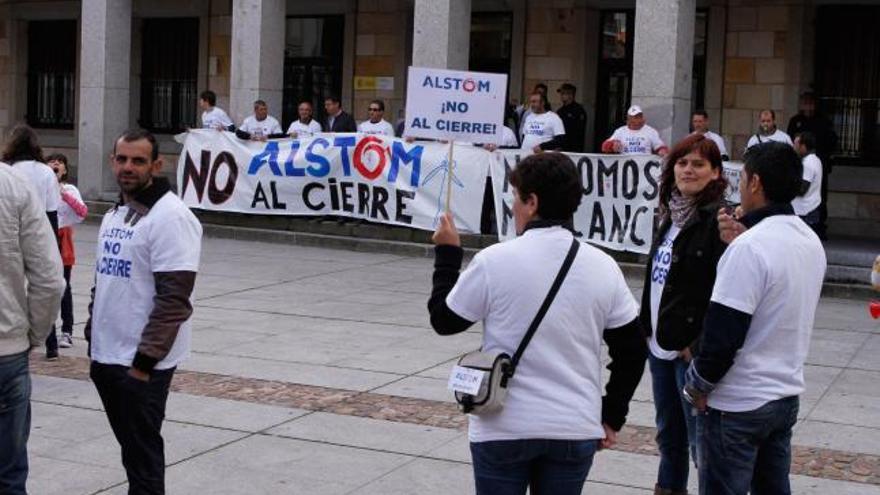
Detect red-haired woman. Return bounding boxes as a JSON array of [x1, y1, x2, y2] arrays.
[[639, 134, 729, 494]]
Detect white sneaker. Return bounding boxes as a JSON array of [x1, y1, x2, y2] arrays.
[[59, 333, 73, 348]]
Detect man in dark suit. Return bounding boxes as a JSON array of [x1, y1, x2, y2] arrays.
[[323, 96, 357, 132], [556, 83, 587, 153]]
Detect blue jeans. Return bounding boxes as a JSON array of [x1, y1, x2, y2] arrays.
[[649, 354, 697, 491], [470, 439, 599, 495], [0, 351, 31, 495], [697, 396, 799, 495]]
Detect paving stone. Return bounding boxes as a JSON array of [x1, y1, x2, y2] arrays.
[[267, 412, 460, 456]]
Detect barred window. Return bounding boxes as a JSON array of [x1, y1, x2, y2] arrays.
[[27, 20, 77, 129], [139, 18, 199, 133]]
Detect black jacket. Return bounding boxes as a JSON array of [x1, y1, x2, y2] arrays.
[[639, 202, 727, 354], [324, 111, 357, 133], [557, 102, 587, 152]]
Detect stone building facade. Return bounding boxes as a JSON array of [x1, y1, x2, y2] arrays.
[[0, 0, 877, 239]]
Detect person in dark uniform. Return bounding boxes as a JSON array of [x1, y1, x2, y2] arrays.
[[787, 92, 836, 239], [556, 83, 587, 153]]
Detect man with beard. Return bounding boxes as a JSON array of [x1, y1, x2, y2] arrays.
[[86, 129, 202, 494]]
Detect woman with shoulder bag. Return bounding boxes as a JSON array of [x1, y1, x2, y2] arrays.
[[641, 134, 729, 495], [427, 152, 648, 495]]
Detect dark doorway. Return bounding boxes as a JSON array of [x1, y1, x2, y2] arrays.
[[814, 6, 880, 167], [282, 16, 345, 129], [469, 12, 513, 75], [594, 10, 634, 147]]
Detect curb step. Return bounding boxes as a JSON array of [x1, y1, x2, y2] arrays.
[[82, 202, 877, 301]]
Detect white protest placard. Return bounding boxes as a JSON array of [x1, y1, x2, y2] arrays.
[[404, 66, 508, 144], [448, 365, 486, 396], [722, 161, 742, 204]]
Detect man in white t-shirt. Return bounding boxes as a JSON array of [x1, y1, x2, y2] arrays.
[[198, 90, 233, 131], [481, 125, 520, 151], [86, 129, 202, 494], [691, 110, 729, 160], [238, 99, 282, 141], [791, 132, 823, 233], [358, 99, 395, 136], [684, 141, 826, 495], [428, 152, 647, 494], [520, 92, 566, 153], [286, 101, 323, 138], [602, 105, 669, 156], [745, 109, 793, 150]]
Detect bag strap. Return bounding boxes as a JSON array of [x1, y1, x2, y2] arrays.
[[506, 237, 580, 379]]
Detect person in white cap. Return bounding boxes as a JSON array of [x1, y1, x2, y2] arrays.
[[601, 105, 668, 157]]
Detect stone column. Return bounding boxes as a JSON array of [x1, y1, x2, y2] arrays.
[[229, 0, 285, 126], [412, 0, 471, 70], [631, 0, 696, 147], [78, 0, 131, 200]]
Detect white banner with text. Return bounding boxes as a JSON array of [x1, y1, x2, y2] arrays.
[[177, 131, 743, 254], [177, 130, 490, 233]]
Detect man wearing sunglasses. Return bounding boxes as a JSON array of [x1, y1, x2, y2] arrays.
[[358, 100, 395, 137]]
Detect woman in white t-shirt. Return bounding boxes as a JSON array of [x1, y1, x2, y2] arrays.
[[428, 152, 647, 495], [639, 134, 729, 494]]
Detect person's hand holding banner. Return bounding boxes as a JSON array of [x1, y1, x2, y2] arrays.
[[432, 213, 461, 247]]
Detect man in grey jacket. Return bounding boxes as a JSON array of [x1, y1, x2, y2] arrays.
[[0, 164, 65, 494]]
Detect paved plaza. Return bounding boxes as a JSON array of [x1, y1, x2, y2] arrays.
[[26, 224, 880, 494]]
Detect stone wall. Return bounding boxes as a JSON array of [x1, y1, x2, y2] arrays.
[[720, 1, 806, 159], [207, 0, 232, 111], [352, 0, 410, 127], [522, 5, 583, 110], [521, 2, 595, 149]]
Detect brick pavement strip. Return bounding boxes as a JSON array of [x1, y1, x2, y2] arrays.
[[30, 355, 880, 486]]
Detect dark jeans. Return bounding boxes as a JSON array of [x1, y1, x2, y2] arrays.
[[0, 351, 31, 495], [91, 362, 175, 495], [801, 208, 822, 237], [470, 438, 599, 495], [649, 354, 697, 491], [697, 396, 799, 495], [60, 265, 73, 335], [46, 266, 73, 355]]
